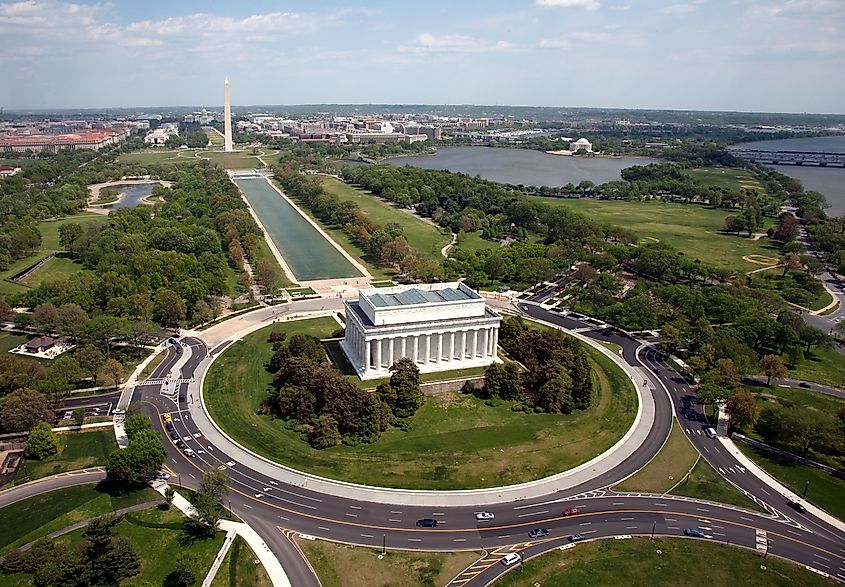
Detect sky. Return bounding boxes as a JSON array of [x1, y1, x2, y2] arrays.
[[0, 0, 843, 113]]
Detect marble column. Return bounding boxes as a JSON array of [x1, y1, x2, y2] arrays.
[[376, 339, 382, 369], [425, 334, 431, 364], [449, 332, 455, 361], [413, 335, 419, 364], [388, 338, 394, 368], [364, 338, 371, 371], [435, 333, 442, 363], [492, 328, 499, 357], [401, 336, 407, 360], [471, 329, 478, 359]]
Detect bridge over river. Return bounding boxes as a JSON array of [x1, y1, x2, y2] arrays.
[[730, 148, 845, 167]]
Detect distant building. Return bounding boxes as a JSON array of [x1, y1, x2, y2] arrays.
[[571, 138, 592, 153], [341, 282, 501, 380], [144, 123, 179, 146], [0, 129, 129, 153], [0, 165, 20, 176]]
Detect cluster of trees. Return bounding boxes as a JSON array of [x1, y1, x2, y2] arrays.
[[105, 415, 166, 485], [756, 403, 845, 462], [14, 162, 265, 327], [446, 243, 572, 292], [165, 125, 209, 149], [484, 317, 594, 414], [1, 514, 141, 587], [275, 164, 443, 281], [263, 331, 423, 448]]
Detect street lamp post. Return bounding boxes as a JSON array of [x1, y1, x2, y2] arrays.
[[382, 534, 386, 556], [764, 540, 772, 560], [651, 521, 656, 540], [803, 481, 809, 499]]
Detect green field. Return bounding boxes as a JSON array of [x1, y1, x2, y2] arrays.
[[0, 331, 28, 354], [298, 538, 480, 587], [18, 255, 88, 287], [533, 198, 780, 273], [199, 150, 264, 169], [320, 176, 451, 262], [117, 150, 194, 166], [14, 429, 117, 485], [672, 456, 760, 510], [0, 213, 110, 296], [0, 483, 159, 553], [204, 317, 637, 489], [786, 347, 845, 388], [2, 505, 225, 587], [210, 536, 273, 587], [496, 537, 836, 587], [617, 420, 698, 493], [684, 166, 767, 194], [204, 127, 226, 147], [737, 444, 845, 521]]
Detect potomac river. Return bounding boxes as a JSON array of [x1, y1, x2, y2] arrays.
[[384, 146, 658, 187]]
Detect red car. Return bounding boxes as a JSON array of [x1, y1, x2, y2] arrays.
[[563, 507, 581, 516]]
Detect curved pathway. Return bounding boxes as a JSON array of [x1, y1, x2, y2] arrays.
[[0, 468, 106, 509]]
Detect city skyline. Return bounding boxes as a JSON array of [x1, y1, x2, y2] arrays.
[[0, 0, 843, 113]]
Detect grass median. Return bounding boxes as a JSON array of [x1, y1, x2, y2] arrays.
[[203, 317, 638, 489], [495, 536, 836, 587], [297, 538, 480, 587], [210, 536, 273, 587]]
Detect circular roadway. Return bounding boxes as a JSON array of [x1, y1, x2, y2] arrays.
[[132, 301, 845, 586]]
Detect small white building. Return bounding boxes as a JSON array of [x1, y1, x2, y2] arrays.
[[341, 282, 501, 380], [571, 137, 592, 153]]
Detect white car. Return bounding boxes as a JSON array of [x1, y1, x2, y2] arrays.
[[501, 553, 521, 567], [475, 511, 495, 521]]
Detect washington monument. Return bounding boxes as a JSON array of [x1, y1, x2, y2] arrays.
[[223, 77, 233, 152]]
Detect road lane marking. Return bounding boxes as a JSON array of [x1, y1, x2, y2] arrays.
[[361, 533, 374, 538], [345, 513, 358, 518], [408, 538, 421, 542], [518, 510, 550, 517], [389, 519, 402, 523], [350, 505, 362, 509]]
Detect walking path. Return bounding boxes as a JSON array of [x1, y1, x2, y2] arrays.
[[149, 481, 292, 587], [743, 375, 845, 399], [185, 303, 656, 506], [441, 232, 457, 257]]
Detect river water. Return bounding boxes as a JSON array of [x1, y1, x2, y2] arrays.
[[384, 147, 658, 187], [732, 135, 845, 215]]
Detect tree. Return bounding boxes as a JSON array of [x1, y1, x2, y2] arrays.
[[390, 357, 424, 416], [58, 223, 83, 252], [76, 345, 104, 385], [799, 326, 831, 354], [193, 468, 230, 533], [309, 414, 341, 449], [123, 414, 152, 440], [57, 303, 89, 339], [715, 358, 740, 388], [0, 388, 54, 432], [255, 257, 279, 291], [80, 514, 140, 586], [24, 422, 59, 460], [482, 362, 523, 400], [32, 302, 59, 334], [779, 251, 803, 277], [168, 553, 199, 587], [697, 382, 729, 410], [0, 297, 10, 322], [725, 390, 759, 432], [164, 486, 176, 508], [759, 354, 788, 385], [192, 300, 214, 326], [153, 288, 187, 327], [102, 358, 126, 389], [105, 427, 165, 485], [537, 372, 574, 414], [72, 408, 85, 427]]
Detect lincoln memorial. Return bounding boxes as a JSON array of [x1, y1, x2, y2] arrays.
[[341, 282, 502, 380]]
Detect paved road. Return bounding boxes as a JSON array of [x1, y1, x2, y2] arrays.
[[0, 468, 106, 509], [743, 375, 845, 399], [125, 303, 845, 586]]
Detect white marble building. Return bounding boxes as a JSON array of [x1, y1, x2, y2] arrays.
[[341, 282, 501, 380]]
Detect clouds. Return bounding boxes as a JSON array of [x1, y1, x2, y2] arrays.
[[0, 0, 841, 112], [536, 0, 601, 10]]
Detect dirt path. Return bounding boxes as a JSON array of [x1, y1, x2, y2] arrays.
[[441, 232, 457, 257]]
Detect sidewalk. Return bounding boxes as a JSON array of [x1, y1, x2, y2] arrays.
[[149, 481, 291, 587], [718, 436, 845, 534], [186, 310, 657, 506]]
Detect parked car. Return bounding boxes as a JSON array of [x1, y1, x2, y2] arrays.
[[156, 471, 171, 481], [684, 527, 705, 538], [501, 553, 521, 567], [169, 431, 179, 441], [787, 500, 807, 513], [568, 533, 585, 542], [528, 528, 550, 539], [562, 507, 581, 516], [704, 427, 717, 438], [416, 519, 438, 528], [475, 512, 495, 521]]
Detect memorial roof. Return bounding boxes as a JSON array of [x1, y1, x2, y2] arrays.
[[366, 286, 475, 308]]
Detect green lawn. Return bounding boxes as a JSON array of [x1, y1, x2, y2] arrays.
[[18, 255, 89, 287], [199, 150, 264, 169], [496, 537, 836, 587], [204, 127, 226, 147], [454, 230, 501, 253], [684, 166, 767, 194], [533, 197, 780, 273], [210, 536, 273, 587], [787, 347, 845, 388], [204, 318, 637, 489], [14, 429, 117, 485], [298, 538, 480, 587], [751, 383, 844, 416], [0, 331, 28, 354], [2, 505, 225, 587], [617, 419, 698, 493], [0, 213, 109, 296], [0, 483, 159, 553], [737, 443, 845, 521], [672, 456, 761, 510], [118, 150, 195, 166], [252, 233, 294, 288], [320, 176, 451, 262]]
